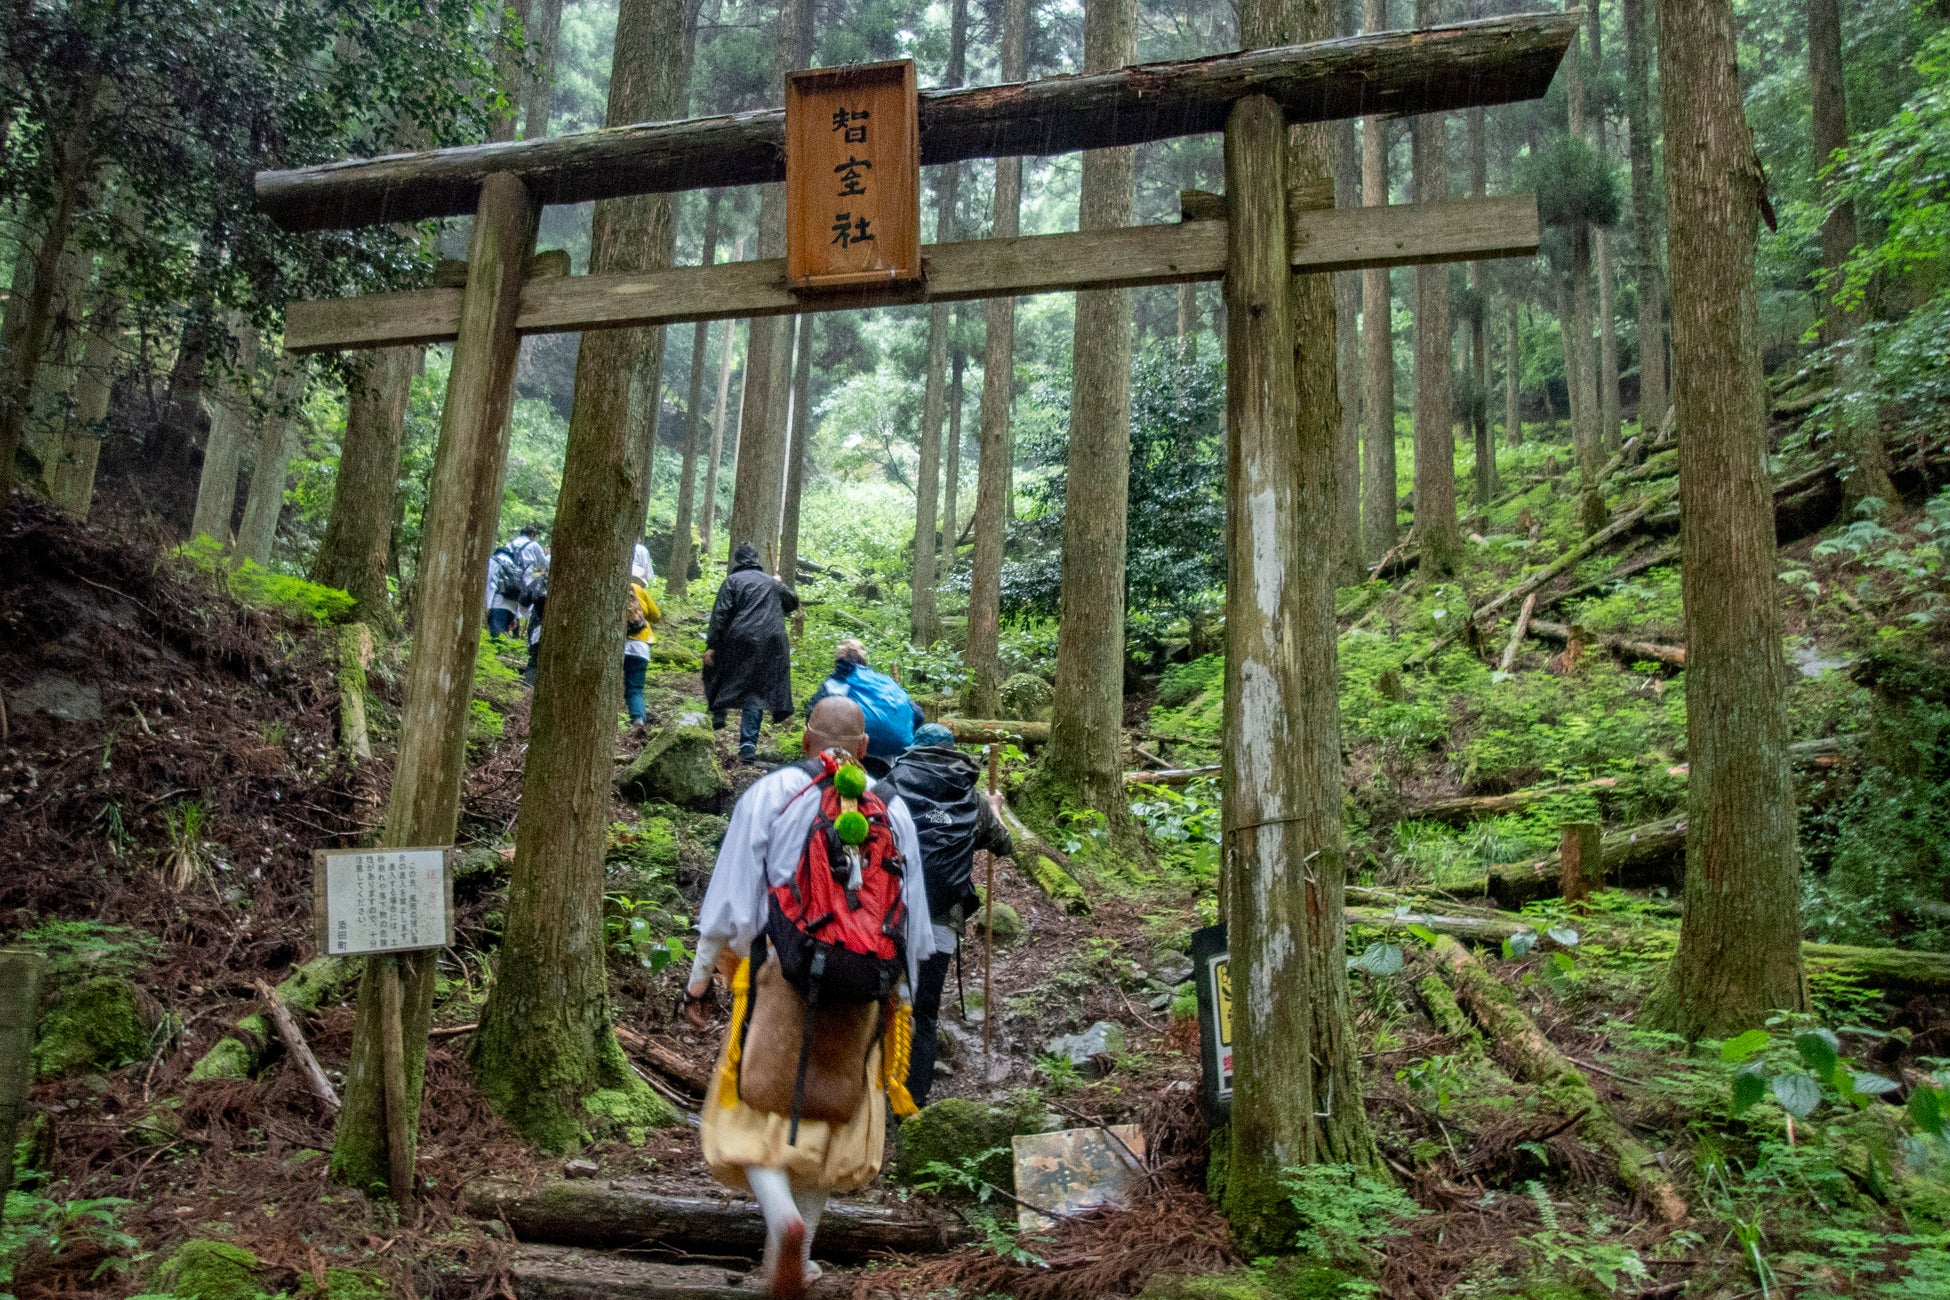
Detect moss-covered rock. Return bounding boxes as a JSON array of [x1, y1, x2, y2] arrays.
[[650, 640, 701, 669], [186, 1034, 254, 1081], [894, 1093, 1051, 1200], [1139, 1263, 1373, 1300], [156, 1239, 260, 1300], [973, 888, 1023, 943], [1000, 672, 1054, 722], [299, 1265, 391, 1300], [583, 1079, 678, 1145], [33, 975, 152, 1078], [616, 725, 727, 809]]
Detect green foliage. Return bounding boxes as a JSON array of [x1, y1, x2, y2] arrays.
[[177, 538, 355, 624], [14, 920, 157, 982], [895, 1093, 1050, 1201], [1, 1192, 138, 1292], [1281, 1163, 1424, 1269], [582, 1080, 677, 1145], [1520, 135, 1621, 231], [603, 894, 690, 973]]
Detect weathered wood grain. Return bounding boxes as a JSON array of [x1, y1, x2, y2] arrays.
[[257, 15, 1575, 231], [285, 196, 1537, 352]]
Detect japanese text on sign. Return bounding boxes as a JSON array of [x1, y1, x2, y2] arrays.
[[314, 849, 453, 956], [785, 61, 920, 289]]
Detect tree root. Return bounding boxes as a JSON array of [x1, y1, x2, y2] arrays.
[[1427, 935, 1688, 1224]]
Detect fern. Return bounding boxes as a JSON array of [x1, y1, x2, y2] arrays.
[[1525, 1178, 1559, 1231]]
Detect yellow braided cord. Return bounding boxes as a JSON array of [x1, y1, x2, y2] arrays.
[[883, 999, 919, 1118], [717, 957, 751, 1110]]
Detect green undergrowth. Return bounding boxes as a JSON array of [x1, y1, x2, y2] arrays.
[[177, 536, 355, 624]]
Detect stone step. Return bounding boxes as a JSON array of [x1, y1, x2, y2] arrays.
[[465, 1176, 971, 1260], [511, 1245, 753, 1300]]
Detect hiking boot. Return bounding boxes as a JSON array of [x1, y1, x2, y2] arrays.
[[739, 745, 758, 763]]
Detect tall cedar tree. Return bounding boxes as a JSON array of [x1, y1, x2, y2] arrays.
[[1808, 0, 1894, 507], [1621, 0, 1667, 426], [1038, 0, 1140, 844], [1410, 0, 1462, 574], [1332, 0, 1364, 583], [1221, 0, 1378, 1253], [468, 0, 691, 1147], [1644, 0, 1805, 1038], [311, 348, 418, 630], [723, 0, 810, 570], [1589, 0, 1621, 453], [666, 192, 724, 597], [910, 0, 971, 645], [1359, 0, 1397, 564], [963, 0, 1031, 717], [778, 316, 814, 589]]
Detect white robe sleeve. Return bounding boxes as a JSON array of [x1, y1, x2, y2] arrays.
[[695, 769, 793, 960], [886, 796, 937, 991]]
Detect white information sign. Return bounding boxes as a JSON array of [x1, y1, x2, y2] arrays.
[[312, 848, 455, 956]]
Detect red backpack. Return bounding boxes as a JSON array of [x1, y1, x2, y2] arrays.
[[747, 749, 908, 1139]]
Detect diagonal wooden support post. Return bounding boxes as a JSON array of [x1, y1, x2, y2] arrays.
[[330, 171, 537, 1197]]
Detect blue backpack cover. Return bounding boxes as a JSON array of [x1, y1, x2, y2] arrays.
[[828, 664, 915, 761]]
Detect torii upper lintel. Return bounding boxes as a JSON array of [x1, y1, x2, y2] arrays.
[[255, 13, 1576, 234]]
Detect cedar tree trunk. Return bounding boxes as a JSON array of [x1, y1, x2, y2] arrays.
[[1410, 0, 1462, 575], [313, 347, 418, 631], [1643, 0, 1804, 1039], [1622, 0, 1666, 427], [667, 192, 722, 596], [1359, 0, 1397, 564]]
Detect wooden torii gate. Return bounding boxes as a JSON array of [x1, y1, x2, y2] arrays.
[[262, 11, 1573, 1191]]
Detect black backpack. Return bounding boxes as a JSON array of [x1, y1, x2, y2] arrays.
[[882, 745, 986, 924], [491, 544, 526, 600]]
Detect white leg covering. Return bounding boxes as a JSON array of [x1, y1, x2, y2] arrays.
[[791, 1181, 830, 1277], [745, 1166, 803, 1283]]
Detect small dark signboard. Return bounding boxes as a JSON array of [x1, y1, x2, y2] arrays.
[[1190, 922, 1232, 1122], [784, 60, 922, 291]]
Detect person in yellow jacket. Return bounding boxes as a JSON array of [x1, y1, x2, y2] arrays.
[[624, 575, 661, 725]]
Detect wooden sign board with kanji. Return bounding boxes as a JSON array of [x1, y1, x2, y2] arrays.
[[312, 847, 457, 956], [785, 61, 921, 291]]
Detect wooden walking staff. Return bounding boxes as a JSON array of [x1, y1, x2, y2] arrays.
[[983, 742, 999, 1057]]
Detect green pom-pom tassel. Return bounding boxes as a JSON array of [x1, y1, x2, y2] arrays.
[[833, 764, 868, 800], [835, 809, 871, 845]]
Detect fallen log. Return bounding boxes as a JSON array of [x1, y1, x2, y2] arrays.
[[510, 1244, 748, 1300], [1396, 777, 1621, 827], [1123, 765, 1221, 787], [993, 799, 1091, 914], [1543, 542, 1678, 614], [941, 718, 1050, 748], [613, 1026, 710, 1096], [1445, 815, 1689, 907], [462, 1177, 973, 1260], [1472, 492, 1672, 626], [1528, 618, 1686, 670], [1428, 935, 1688, 1224], [252, 979, 339, 1111], [189, 956, 356, 1081], [1496, 592, 1536, 673]]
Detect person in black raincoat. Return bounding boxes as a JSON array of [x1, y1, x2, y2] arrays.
[[703, 541, 800, 761]]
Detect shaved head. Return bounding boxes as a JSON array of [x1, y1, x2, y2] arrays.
[[805, 696, 869, 759]]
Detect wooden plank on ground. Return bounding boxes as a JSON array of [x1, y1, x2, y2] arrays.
[[257, 15, 1575, 231], [511, 1245, 751, 1300], [286, 196, 1538, 352], [462, 1177, 973, 1260]]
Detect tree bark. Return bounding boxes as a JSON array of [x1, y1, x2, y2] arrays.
[[1467, 100, 1492, 509], [22, 247, 87, 475], [488, 0, 535, 143], [777, 316, 813, 593], [234, 359, 309, 567], [1589, 0, 1620, 452], [1332, 0, 1364, 584], [1621, 0, 1666, 429], [1281, 0, 1377, 1182], [191, 322, 260, 547], [911, 0, 971, 645], [942, 345, 964, 573], [1808, 0, 1892, 508], [312, 347, 418, 630], [1359, 0, 1396, 565], [1569, 226, 1603, 485], [332, 172, 536, 1193], [45, 273, 124, 519], [1503, 294, 1520, 446], [722, 0, 809, 572], [521, 0, 567, 139], [699, 315, 741, 558], [963, 0, 1030, 718], [666, 192, 722, 597], [0, 72, 96, 504], [1643, 0, 1804, 1040], [469, 0, 688, 1149], [1040, 0, 1139, 845], [1410, 0, 1462, 575]]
